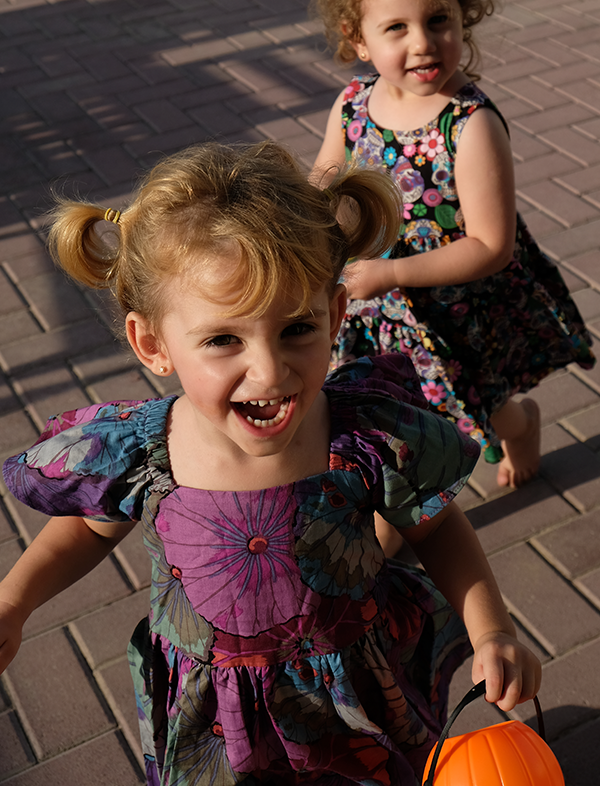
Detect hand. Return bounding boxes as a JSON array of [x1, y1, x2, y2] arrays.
[[0, 600, 25, 675], [472, 630, 542, 712], [344, 258, 400, 300]]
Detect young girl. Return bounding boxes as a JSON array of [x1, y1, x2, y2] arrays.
[[312, 0, 595, 496], [0, 141, 540, 786]]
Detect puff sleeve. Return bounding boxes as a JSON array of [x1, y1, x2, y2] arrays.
[[325, 356, 480, 528], [2, 397, 175, 522]]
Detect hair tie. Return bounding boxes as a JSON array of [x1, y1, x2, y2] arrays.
[[104, 208, 121, 224]]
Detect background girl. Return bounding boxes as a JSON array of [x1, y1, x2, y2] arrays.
[[312, 0, 594, 501], [0, 141, 539, 785]]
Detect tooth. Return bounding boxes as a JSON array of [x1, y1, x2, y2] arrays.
[[258, 399, 268, 406]]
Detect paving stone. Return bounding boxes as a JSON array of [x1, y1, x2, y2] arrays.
[[0, 732, 144, 786], [579, 567, 600, 607], [4, 628, 114, 760], [541, 438, 600, 511], [0, 501, 17, 543], [501, 77, 567, 109], [551, 716, 600, 786], [523, 369, 599, 424], [0, 539, 24, 582], [0, 410, 39, 456], [88, 369, 158, 405], [0, 319, 115, 374], [11, 363, 88, 430], [488, 544, 600, 655], [519, 179, 600, 225], [513, 152, 579, 188], [467, 477, 576, 554], [564, 401, 600, 450], [0, 711, 35, 779], [71, 345, 139, 386], [0, 497, 47, 545], [528, 638, 600, 740], [540, 126, 600, 165], [113, 525, 153, 591], [534, 507, 600, 578], [97, 657, 143, 762], [572, 286, 600, 322], [0, 311, 42, 346], [71, 589, 151, 669], [21, 556, 132, 639], [564, 247, 600, 282]]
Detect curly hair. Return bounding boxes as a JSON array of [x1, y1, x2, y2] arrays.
[[48, 141, 401, 333], [311, 0, 494, 80]]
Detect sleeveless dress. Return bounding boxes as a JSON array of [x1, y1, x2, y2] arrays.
[[331, 75, 595, 462], [3, 356, 478, 786]]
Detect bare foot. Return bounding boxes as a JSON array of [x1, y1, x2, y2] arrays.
[[496, 398, 541, 488]]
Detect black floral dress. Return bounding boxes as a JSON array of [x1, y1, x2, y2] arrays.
[[330, 75, 595, 462]]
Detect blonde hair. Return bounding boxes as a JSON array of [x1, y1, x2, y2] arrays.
[[48, 140, 401, 331], [311, 0, 494, 80]]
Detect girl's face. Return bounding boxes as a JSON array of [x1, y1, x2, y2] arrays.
[[128, 255, 346, 462], [355, 0, 464, 99]]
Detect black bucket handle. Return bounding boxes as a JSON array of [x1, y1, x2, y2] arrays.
[[423, 681, 545, 786]]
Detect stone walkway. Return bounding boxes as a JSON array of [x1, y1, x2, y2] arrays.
[[0, 0, 600, 783]]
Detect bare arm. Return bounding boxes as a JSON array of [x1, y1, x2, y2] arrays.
[[311, 89, 348, 183], [402, 502, 541, 711], [0, 516, 135, 673], [345, 108, 517, 299]]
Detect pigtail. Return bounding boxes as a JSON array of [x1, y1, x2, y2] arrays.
[[321, 166, 402, 263], [47, 200, 122, 289]]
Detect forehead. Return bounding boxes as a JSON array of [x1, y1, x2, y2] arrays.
[[361, 0, 457, 20]]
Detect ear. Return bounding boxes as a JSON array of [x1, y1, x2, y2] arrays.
[[341, 23, 369, 62], [329, 283, 348, 343], [126, 312, 173, 376]]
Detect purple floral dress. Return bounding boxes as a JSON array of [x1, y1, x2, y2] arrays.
[[3, 356, 478, 786], [331, 75, 595, 462]]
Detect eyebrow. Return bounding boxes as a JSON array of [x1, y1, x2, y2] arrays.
[[185, 308, 329, 337]]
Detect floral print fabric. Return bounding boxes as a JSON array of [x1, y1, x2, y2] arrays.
[[332, 75, 595, 462], [4, 356, 477, 786]]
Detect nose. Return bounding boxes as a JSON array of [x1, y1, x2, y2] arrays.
[[245, 343, 290, 391], [409, 25, 435, 55]]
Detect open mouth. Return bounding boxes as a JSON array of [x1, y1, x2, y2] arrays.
[[233, 397, 291, 429]]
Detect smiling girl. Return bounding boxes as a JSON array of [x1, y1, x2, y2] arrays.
[[0, 141, 539, 785], [313, 0, 594, 505]]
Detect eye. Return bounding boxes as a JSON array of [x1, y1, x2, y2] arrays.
[[282, 322, 316, 338], [429, 13, 449, 24], [387, 22, 406, 32], [205, 334, 240, 348]]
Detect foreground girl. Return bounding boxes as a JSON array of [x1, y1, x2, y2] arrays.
[[0, 141, 539, 785]]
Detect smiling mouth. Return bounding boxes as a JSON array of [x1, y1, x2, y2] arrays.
[[234, 397, 291, 428], [409, 63, 438, 73]]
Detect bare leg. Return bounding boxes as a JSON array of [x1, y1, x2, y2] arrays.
[[490, 398, 541, 488], [374, 513, 404, 558]]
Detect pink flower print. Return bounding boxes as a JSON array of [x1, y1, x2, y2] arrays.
[[457, 416, 476, 434], [467, 385, 481, 405], [347, 119, 363, 142], [403, 144, 417, 157], [344, 78, 361, 100], [156, 486, 318, 637], [421, 380, 448, 405], [445, 359, 462, 381], [419, 129, 445, 161], [450, 302, 469, 318], [403, 203, 414, 220], [422, 188, 443, 207]]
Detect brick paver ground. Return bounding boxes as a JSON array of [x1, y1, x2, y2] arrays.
[[0, 0, 599, 783]]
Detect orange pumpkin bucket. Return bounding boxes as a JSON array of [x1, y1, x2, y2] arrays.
[[422, 681, 565, 785]]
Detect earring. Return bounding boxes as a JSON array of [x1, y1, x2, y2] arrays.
[[360, 52, 367, 60], [159, 366, 167, 374]]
